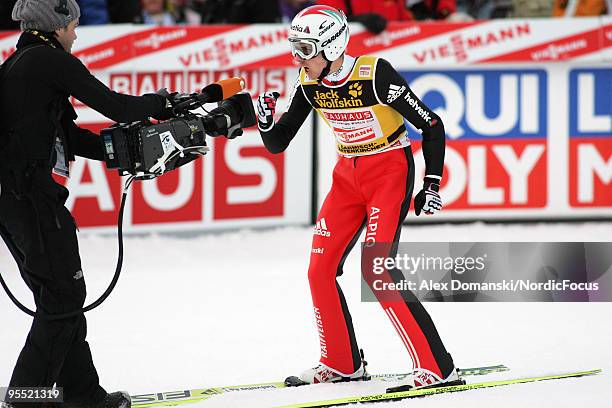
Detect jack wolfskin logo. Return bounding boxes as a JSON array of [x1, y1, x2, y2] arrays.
[[348, 82, 363, 98]]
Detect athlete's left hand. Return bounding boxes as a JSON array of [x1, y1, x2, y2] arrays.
[[414, 178, 442, 216]]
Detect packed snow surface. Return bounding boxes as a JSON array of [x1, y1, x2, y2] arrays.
[[2, 222, 611, 407]]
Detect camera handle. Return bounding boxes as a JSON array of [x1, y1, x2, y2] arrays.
[[0, 176, 136, 321]]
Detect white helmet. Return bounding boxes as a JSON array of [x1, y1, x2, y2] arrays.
[[288, 5, 349, 62]]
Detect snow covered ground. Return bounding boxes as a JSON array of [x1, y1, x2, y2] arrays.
[[1, 222, 611, 407]]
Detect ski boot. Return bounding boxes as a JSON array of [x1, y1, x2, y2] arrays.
[[386, 367, 465, 393], [286, 349, 371, 386], [63, 391, 131, 408]]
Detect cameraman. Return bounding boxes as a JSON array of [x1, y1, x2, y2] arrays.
[[0, 1, 170, 407]]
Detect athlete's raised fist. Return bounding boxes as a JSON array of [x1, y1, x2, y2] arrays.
[[257, 92, 280, 132]]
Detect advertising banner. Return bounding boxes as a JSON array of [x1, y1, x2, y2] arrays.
[[1, 19, 609, 229]]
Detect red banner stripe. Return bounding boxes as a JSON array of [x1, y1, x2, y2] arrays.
[[0, 31, 17, 40], [602, 23, 612, 50], [238, 22, 483, 70], [74, 25, 244, 70], [348, 21, 483, 57], [477, 28, 602, 63]]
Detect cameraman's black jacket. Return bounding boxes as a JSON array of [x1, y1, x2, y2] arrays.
[[0, 30, 167, 195]]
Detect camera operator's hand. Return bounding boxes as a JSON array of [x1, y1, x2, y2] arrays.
[[152, 88, 179, 120], [154, 88, 196, 120], [257, 92, 280, 132], [152, 107, 174, 121], [414, 177, 443, 216]]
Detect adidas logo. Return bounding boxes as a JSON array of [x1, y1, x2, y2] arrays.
[[387, 84, 406, 104], [314, 218, 331, 237]]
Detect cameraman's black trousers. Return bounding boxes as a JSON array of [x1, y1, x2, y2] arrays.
[[0, 176, 106, 407]]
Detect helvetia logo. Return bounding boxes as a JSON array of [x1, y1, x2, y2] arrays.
[[387, 84, 405, 104], [291, 24, 310, 34], [314, 218, 331, 237], [404, 91, 432, 123]]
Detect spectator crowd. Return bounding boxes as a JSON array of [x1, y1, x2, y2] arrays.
[[1, 0, 610, 32]]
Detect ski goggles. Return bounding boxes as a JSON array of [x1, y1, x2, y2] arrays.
[[289, 38, 319, 60]]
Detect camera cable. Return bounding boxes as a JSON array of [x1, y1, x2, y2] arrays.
[[0, 176, 135, 320]]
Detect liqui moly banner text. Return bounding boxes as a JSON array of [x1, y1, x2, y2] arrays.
[[406, 69, 549, 215]]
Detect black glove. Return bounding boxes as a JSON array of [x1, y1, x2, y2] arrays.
[[257, 91, 280, 132], [152, 88, 180, 120], [349, 13, 387, 34], [154, 88, 199, 119], [414, 177, 442, 216], [151, 107, 174, 121]]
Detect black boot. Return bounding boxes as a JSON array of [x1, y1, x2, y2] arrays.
[[63, 392, 130, 408], [91, 392, 130, 408]]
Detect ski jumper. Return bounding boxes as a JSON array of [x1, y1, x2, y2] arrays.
[[260, 55, 454, 380]]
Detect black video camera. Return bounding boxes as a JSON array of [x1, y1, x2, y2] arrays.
[[102, 82, 256, 179]]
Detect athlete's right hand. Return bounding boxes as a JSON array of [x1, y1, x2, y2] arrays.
[[257, 92, 280, 132]]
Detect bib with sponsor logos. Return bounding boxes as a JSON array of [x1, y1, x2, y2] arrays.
[[299, 55, 408, 157]]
